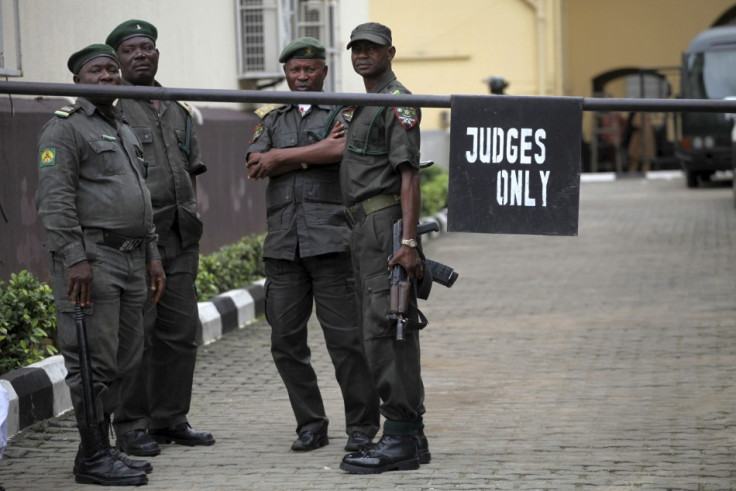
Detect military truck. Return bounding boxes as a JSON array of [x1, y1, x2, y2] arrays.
[[677, 26, 736, 188]]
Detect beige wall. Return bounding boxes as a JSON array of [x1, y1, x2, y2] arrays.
[[565, 0, 734, 98], [367, 0, 564, 130], [565, 0, 735, 141]]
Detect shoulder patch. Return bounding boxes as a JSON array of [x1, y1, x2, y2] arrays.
[[394, 107, 419, 130], [176, 100, 194, 116], [255, 103, 286, 119], [39, 148, 56, 167], [249, 122, 265, 144], [54, 105, 79, 118], [341, 106, 356, 123]]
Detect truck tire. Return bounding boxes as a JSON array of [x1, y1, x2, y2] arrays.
[[686, 170, 698, 188]]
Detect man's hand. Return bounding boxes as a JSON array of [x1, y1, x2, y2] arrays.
[[246, 150, 280, 180], [66, 260, 93, 307], [147, 259, 166, 304], [321, 121, 346, 154], [245, 121, 346, 180], [388, 246, 424, 280]]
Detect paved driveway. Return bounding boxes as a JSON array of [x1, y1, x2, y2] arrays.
[[1, 176, 735, 489]]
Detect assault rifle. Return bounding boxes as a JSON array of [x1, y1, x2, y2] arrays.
[[388, 219, 458, 341]]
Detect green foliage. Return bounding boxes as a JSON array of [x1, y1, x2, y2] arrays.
[[420, 164, 449, 217], [0, 270, 58, 374], [196, 233, 266, 302]]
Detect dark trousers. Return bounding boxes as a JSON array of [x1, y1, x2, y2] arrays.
[[265, 252, 379, 436], [349, 206, 425, 428], [51, 233, 147, 426], [114, 241, 200, 434]]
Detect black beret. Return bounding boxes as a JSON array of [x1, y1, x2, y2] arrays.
[[67, 44, 118, 75], [347, 22, 392, 49], [106, 19, 158, 50], [279, 37, 326, 63]]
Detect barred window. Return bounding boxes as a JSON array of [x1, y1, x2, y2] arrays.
[[237, 0, 337, 90], [0, 0, 22, 77]]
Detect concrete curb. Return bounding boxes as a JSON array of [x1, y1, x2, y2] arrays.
[[0, 282, 267, 439], [0, 210, 448, 439], [580, 170, 684, 182]]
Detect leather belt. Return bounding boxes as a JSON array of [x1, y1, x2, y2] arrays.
[[345, 194, 400, 225], [99, 230, 144, 252]]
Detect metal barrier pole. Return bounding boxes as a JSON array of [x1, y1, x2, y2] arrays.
[[2, 81, 736, 113]]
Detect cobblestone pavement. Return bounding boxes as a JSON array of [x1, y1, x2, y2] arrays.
[[2, 177, 736, 490]]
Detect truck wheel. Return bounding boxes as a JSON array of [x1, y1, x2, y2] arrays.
[[686, 171, 698, 188]]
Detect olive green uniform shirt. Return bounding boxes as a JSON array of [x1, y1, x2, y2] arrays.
[[247, 103, 349, 260], [340, 70, 421, 207], [35, 98, 159, 266], [117, 80, 206, 250]]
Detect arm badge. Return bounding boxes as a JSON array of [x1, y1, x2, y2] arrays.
[[394, 107, 418, 130], [341, 107, 356, 123], [250, 123, 265, 144], [39, 148, 56, 167]]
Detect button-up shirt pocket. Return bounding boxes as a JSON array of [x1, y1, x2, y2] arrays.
[[87, 140, 125, 176]]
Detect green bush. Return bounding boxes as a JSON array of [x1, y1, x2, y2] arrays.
[[420, 164, 449, 217], [196, 233, 266, 302], [0, 270, 58, 374]]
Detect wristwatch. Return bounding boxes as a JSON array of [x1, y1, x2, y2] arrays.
[[300, 162, 309, 170], [401, 238, 417, 248]]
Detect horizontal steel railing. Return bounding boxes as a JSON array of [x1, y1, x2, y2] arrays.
[[2, 81, 736, 113]]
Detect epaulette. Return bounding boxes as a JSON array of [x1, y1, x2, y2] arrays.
[[255, 103, 286, 119], [176, 100, 194, 116], [54, 105, 79, 118]]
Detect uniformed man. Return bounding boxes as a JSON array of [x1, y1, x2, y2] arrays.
[[245, 37, 380, 453], [338, 22, 431, 474], [35, 43, 166, 486], [104, 19, 214, 456]]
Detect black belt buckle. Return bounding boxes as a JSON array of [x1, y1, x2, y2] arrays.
[[102, 230, 143, 252]]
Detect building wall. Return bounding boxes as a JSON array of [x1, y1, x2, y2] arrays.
[[7, 0, 368, 101], [564, 0, 736, 142], [565, 0, 735, 98], [0, 98, 264, 283], [12, 0, 239, 106], [368, 0, 562, 132]]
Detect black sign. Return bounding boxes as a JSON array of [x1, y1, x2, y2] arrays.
[[447, 95, 582, 236]]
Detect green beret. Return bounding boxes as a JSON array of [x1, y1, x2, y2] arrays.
[[279, 37, 326, 63], [67, 44, 118, 75], [347, 22, 392, 49], [106, 19, 158, 50]]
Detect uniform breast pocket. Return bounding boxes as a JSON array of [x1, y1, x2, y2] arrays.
[[347, 122, 371, 153], [87, 140, 125, 176]]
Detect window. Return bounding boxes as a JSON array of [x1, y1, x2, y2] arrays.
[[0, 0, 22, 77], [236, 0, 338, 90]]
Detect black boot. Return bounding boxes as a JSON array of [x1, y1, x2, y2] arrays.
[[101, 419, 153, 474], [340, 434, 420, 474], [74, 425, 148, 486], [412, 429, 431, 464]]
